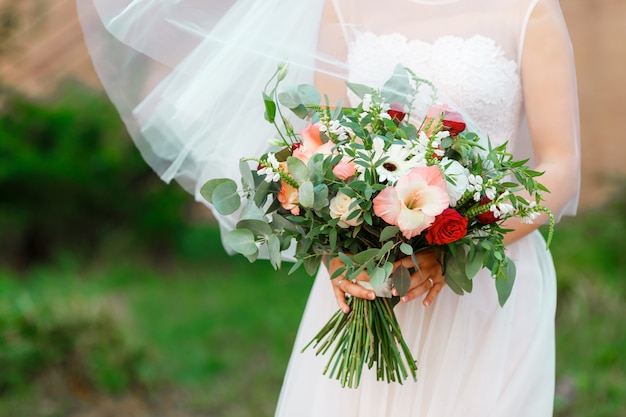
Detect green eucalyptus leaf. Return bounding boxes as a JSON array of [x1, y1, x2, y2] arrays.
[[329, 226, 337, 249], [239, 199, 267, 222], [288, 259, 304, 275], [391, 264, 411, 297], [400, 243, 413, 256], [312, 184, 329, 210], [445, 254, 473, 293], [268, 234, 281, 270], [299, 181, 315, 208], [200, 178, 233, 204], [224, 229, 258, 256], [465, 249, 486, 278], [380, 226, 400, 241], [378, 241, 395, 258], [304, 255, 322, 275], [381, 65, 412, 106], [346, 81, 375, 99], [369, 266, 388, 291], [444, 274, 464, 295], [237, 219, 273, 238], [287, 156, 308, 184], [308, 154, 325, 184], [352, 248, 379, 264], [277, 88, 301, 109], [271, 213, 300, 234], [253, 180, 272, 207], [297, 84, 321, 106], [496, 259, 517, 307], [213, 181, 241, 215], [330, 266, 346, 280], [239, 160, 255, 189], [338, 252, 353, 266]]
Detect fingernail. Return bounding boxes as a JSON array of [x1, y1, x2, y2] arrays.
[[423, 300, 430, 307], [342, 307, 350, 314], [392, 289, 398, 296], [401, 296, 408, 303], [368, 292, 376, 300]]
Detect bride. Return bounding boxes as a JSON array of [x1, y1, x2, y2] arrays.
[[77, 0, 580, 415]]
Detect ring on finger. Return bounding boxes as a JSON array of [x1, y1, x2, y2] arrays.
[[428, 278, 434, 288]]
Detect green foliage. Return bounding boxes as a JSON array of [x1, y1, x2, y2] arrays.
[[547, 183, 626, 417], [0, 278, 151, 396], [0, 82, 190, 267]]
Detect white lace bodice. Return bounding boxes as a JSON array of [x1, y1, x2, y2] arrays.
[[347, 32, 523, 147]]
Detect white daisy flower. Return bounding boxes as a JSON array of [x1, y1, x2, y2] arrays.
[[372, 137, 418, 184]]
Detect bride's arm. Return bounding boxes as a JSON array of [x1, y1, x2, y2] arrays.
[[314, 0, 351, 104], [502, 0, 580, 245]]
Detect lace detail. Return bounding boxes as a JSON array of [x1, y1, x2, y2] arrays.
[[347, 32, 523, 147]]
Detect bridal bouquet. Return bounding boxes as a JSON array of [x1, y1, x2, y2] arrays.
[[201, 64, 553, 388]]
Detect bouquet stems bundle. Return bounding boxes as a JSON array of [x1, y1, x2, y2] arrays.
[[303, 296, 417, 388]]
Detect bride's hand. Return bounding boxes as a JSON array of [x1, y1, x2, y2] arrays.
[[392, 248, 445, 307], [326, 256, 376, 314]]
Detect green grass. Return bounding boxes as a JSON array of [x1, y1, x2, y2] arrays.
[[0, 208, 625, 417], [0, 226, 313, 417], [548, 200, 626, 417]]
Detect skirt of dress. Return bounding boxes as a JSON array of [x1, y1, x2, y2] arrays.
[[275, 231, 556, 417]]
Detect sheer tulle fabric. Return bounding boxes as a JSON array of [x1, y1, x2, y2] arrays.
[[77, 0, 579, 223], [76, 0, 579, 415]]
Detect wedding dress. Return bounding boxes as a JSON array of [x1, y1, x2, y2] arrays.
[[76, 0, 579, 416], [276, 2, 578, 416]]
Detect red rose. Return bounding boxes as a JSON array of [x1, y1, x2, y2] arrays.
[[387, 103, 407, 123], [476, 196, 498, 224], [425, 105, 467, 136], [441, 110, 466, 136], [425, 208, 468, 245]]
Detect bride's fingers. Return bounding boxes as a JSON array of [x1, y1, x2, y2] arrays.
[[399, 275, 433, 303], [332, 281, 351, 314], [423, 281, 445, 307], [332, 278, 376, 313]]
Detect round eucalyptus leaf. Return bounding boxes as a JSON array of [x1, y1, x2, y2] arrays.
[[297, 84, 321, 106], [212, 181, 241, 215], [369, 266, 389, 291], [237, 219, 273, 238], [239, 200, 267, 222], [299, 181, 315, 208], [312, 184, 329, 210], [200, 178, 234, 204], [224, 229, 258, 256], [287, 156, 308, 184]]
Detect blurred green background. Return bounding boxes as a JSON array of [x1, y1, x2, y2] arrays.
[[0, 1, 625, 416]]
